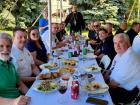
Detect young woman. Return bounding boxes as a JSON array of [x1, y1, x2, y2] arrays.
[[26, 26, 48, 66]]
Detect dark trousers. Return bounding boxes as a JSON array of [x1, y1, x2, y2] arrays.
[[109, 86, 139, 104]]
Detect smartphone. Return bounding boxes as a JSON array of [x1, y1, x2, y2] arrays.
[[86, 97, 108, 105]]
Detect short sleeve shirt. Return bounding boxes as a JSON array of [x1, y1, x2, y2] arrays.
[[25, 40, 48, 63], [39, 17, 48, 35], [0, 59, 20, 98], [11, 44, 34, 77]]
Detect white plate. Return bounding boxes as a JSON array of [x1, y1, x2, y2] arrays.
[[85, 53, 97, 59], [82, 82, 109, 94], [61, 59, 78, 67], [39, 63, 58, 70], [32, 80, 58, 93], [85, 65, 101, 73], [79, 54, 97, 60]]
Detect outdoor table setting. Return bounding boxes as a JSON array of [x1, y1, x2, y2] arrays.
[[26, 36, 113, 105]]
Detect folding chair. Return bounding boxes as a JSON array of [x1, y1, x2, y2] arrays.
[[100, 55, 111, 70]]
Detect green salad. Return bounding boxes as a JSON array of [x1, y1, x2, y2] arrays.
[[37, 80, 57, 92]]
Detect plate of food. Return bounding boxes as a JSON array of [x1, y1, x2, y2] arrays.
[[82, 82, 109, 94], [85, 53, 97, 60], [58, 66, 76, 74], [36, 72, 60, 80], [39, 63, 58, 70], [85, 65, 101, 73], [62, 59, 78, 67], [33, 80, 58, 93]]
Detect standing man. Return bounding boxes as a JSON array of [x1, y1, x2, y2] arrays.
[[65, 5, 85, 34]]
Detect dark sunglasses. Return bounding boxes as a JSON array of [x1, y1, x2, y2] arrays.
[[32, 33, 39, 36]]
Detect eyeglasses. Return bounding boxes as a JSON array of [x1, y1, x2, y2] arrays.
[[32, 33, 39, 36]]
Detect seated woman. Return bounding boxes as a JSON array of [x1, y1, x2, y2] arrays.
[[26, 26, 48, 66], [0, 32, 30, 105]]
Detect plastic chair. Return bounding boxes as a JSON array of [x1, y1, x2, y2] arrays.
[[100, 55, 111, 70]]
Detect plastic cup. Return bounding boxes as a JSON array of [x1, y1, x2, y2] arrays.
[[68, 52, 73, 58], [82, 48, 87, 55]]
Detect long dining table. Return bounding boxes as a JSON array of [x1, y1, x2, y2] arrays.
[[26, 47, 114, 105]]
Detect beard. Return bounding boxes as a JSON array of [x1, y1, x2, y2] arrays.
[[0, 53, 10, 61]]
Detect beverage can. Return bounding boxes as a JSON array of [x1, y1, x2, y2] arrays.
[[72, 80, 79, 85], [71, 84, 79, 100]]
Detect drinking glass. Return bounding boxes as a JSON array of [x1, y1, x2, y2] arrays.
[[58, 79, 68, 104], [61, 72, 70, 81]]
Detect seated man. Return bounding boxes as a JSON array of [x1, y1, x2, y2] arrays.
[[0, 32, 30, 105], [11, 27, 40, 88], [41, 23, 69, 53], [95, 28, 116, 64], [104, 33, 140, 104], [115, 22, 127, 34]]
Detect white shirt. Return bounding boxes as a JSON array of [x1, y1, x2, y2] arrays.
[[132, 35, 140, 56], [110, 47, 140, 90], [41, 30, 59, 53], [11, 44, 34, 77]]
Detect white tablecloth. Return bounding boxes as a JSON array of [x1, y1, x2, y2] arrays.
[[26, 52, 113, 105]]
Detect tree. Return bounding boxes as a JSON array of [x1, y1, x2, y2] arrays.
[[0, 0, 43, 29], [69, 0, 129, 25]]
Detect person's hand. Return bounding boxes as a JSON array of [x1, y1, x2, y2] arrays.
[[103, 70, 110, 81], [64, 39, 70, 44], [13, 95, 31, 105], [109, 80, 119, 88]]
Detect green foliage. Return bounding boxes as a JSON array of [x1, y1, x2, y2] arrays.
[[0, 10, 16, 29], [0, 0, 43, 29], [11, 0, 42, 28], [69, 0, 129, 25]]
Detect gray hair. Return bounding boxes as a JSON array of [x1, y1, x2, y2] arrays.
[[0, 32, 12, 46], [114, 33, 130, 45]]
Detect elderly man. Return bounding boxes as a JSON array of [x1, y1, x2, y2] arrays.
[[0, 33, 30, 105], [11, 27, 40, 88], [104, 33, 140, 104]]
